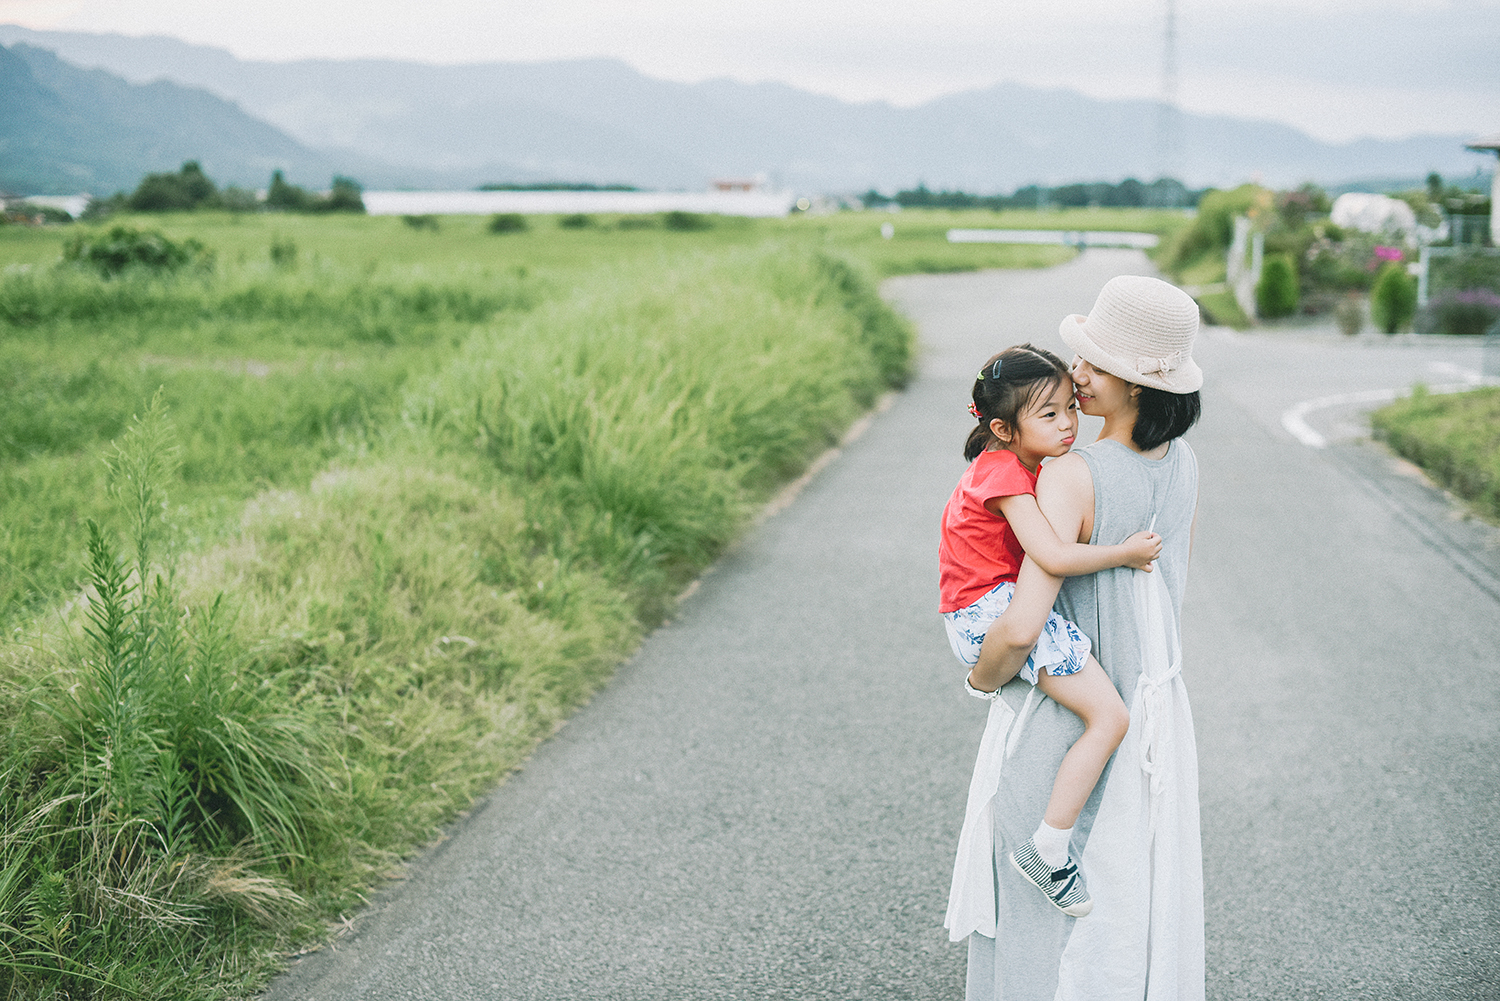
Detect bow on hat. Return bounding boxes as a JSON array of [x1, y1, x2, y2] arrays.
[[1136, 351, 1186, 376]]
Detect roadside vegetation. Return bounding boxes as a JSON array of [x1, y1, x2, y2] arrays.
[[0, 203, 1174, 998], [1156, 174, 1496, 333], [1374, 386, 1500, 522]]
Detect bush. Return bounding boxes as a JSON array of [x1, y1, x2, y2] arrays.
[[323, 176, 365, 214], [220, 185, 260, 212], [1255, 252, 1300, 319], [1415, 289, 1500, 336], [1303, 229, 1383, 293], [402, 214, 440, 231], [265, 171, 365, 214], [1334, 295, 1364, 336], [1429, 250, 1500, 297], [2, 202, 74, 225], [1370, 262, 1418, 333], [1166, 184, 1266, 269], [662, 210, 713, 232], [63, 225, 212, 278], [127, 161, 219, 212], [488, 213, 528, 233], [266, 169, 314, 211], [557, 213, 594, 229], [269, 235, 297, 270]]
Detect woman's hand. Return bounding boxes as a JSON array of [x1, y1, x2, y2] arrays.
[[1122, 530, 1162, 571]]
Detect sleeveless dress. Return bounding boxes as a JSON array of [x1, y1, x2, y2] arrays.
[[946, 438, 1205, 1001]]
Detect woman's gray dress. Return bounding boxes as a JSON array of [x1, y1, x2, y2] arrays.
[[946, 438, 1204, 1001]]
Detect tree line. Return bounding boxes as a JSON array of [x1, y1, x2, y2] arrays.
[[83, 162, 365, 218], [862, 177, 1203, 211]]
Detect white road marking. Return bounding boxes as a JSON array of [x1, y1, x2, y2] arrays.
[[1282, 366, 1485, 449]]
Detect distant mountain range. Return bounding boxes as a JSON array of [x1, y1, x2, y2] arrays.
[[0, 42, 366, 196], [0, 24, 1486, 197]]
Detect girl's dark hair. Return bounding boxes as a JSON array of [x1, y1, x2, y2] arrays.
[[1133, 387, 1201, 451], [964, 343, 1072, 461]]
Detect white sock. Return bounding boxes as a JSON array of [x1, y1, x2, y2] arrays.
[[1032, 820, 1074, 868]]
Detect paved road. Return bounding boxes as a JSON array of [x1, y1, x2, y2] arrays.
[[264, 250, 1500, 1000]]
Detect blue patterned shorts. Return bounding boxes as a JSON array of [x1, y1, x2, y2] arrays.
[[942, 581, 1091, 690]]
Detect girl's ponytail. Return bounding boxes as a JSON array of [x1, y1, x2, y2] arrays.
[[963, 344, 1072, 461]]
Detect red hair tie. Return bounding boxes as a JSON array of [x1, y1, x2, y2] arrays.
[[968, 402, 982, 419]]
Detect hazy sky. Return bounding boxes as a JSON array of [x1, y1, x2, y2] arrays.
[[3, 0, 1496, 143]]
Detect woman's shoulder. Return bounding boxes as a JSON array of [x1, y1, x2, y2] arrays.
[[1036, 451, 1093, 491]]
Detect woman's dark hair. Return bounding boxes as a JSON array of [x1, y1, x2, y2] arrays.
[[1132, 387, 1201, 451], [964, 343, 1072, 461]]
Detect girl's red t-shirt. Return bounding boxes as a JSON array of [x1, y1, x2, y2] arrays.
[[938, 448, 1038, 613]]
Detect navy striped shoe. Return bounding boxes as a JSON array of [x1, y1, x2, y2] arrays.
[[1009, 837, 1093, 917]]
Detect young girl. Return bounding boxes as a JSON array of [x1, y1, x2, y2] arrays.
[[939, 343, 1160, 917]]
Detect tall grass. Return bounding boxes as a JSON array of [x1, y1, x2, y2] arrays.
[[0, 253, 536, 623], [3, 395, 329, 998], [1, 232, 915, 998]]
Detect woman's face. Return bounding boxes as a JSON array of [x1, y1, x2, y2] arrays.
[[1071, 357, 1139, 418]]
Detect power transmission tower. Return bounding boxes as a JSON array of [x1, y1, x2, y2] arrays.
[[1155, 0, 1183, 204]]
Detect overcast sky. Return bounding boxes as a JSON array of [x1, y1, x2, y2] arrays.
[[3, 0, 1496, 144]]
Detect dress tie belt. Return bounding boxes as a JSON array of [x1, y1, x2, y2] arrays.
[[1136, 656, 1182, 837]]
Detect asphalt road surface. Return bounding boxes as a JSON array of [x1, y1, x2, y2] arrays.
[[263, 250, 1500, 1000]]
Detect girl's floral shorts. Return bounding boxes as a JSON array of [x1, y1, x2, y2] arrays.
[[942, 581, 1091, 697]]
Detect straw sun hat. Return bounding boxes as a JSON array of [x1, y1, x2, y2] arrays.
[[1058, 275, 1203, 393]]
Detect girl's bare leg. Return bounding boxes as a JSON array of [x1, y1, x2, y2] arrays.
[[967, 557, 1064, 694], [1035, 656, 1130, 829]]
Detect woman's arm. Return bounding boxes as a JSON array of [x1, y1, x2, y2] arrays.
[[991, 489, 1158, 576]]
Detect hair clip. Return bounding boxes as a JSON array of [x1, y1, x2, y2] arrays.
[[990, 357, 1003, 380], [968, 402, 982, 419]]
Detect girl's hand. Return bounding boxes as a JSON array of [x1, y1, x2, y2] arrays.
[[1122, 530, 1162, 571]]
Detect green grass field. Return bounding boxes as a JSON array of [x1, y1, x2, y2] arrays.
[[1373, 386, 1500, 522], [0, 206, 1179, 999]]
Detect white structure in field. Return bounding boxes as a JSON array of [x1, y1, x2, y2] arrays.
[[1330, 192, 1417, 238]]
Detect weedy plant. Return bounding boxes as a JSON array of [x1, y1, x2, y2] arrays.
[[1, 392, 332, 998], [63, 225, 213, 278]]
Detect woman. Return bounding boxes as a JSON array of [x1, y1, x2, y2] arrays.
[[946, 274, 1205, 1001]]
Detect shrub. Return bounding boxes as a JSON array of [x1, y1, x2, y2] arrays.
[[402, 214, 440, 231], [1166, 184, 1266, 269], [557, 213, 594, 229], [1415, 289, 1500, 336], [488, 212, 528, 233], [1275, 184, 1330, 229], [220, 185, 260, 212], [1370, 262, 1418, 333], [265, 171, 365, 214], [1429, 250, 1500, 297], [63, 225, 212, 278], [1255, 252, 1300, 319], [662, 210, 713, 232], [2, 202, 74, 224], [127, 161, 219, 212], [266, 169, 314, 211], [269, 235, 297, 269], [322, 176, 366, 214], [1334, 294, 1364, 336]]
